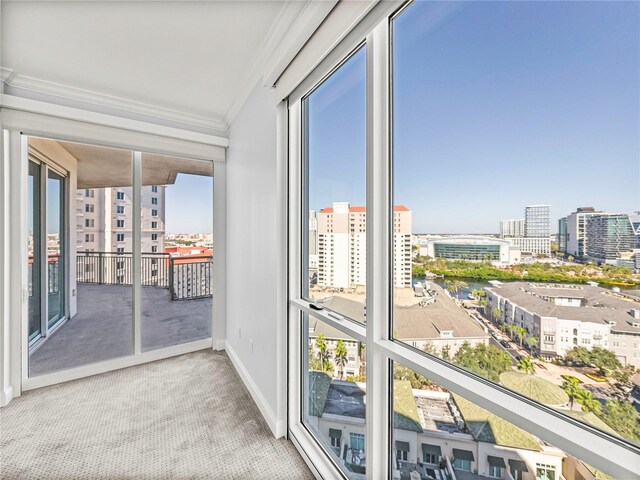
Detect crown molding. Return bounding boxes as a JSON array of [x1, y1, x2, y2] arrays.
[[223, 0, 336, 126], [0, 68, 15, 83], [3, 73, 228, 133]]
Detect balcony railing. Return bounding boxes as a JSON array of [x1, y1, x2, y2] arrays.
[[76, 251, 212, 300]]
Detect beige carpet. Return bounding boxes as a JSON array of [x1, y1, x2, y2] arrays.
[[0, 350, 313, 479]]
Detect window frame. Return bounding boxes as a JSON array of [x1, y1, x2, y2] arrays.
[[286, 3, 640, 480]]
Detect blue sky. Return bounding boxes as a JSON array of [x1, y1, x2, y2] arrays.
[[165, 174, 213, 234], [308, 1, 639, 234]]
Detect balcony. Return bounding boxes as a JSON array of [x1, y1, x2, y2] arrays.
[[29, 252, 213, 376]]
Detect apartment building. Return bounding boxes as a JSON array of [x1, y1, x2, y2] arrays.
[[524, 205, 550, 238], [316, 202, 412, 289], [557, 207, 602, 258], [499, 218, 524, 238], [486, 282, 640, 367], [77, 186, 166, 254], [585, 214, 636, 265]]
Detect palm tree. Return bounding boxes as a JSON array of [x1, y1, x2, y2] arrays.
[[527, 336, 538, 355], [576, 390, 601, 414], [315, 334, 331, 373], [517, 356, 536, 375], [491, 307, 503, 322], [561, 377, 581, 409], [334, 340, 348, 380]]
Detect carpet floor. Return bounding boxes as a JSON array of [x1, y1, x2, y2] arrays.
[[0, 350, 313, 479]]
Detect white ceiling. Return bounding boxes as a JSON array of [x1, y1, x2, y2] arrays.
[[1, 1, 326, 133]]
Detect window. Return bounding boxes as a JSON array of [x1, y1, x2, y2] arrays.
[[84, 234, 93, 242], [151, 197, 158, 205], [85, 219, 94, 227], [85, 204, 94, 213], [117, 205, 125, 214], [116, 234, 125, 242], [152, 209, 158, 217], [116, 220, 124, 228], [116, 191, 125, 200], [151, 185, 158, 193], [116, 247, 125, 254], [151, 234, 158, 241], [289, 2, 638, 480], [151, 221, 157, 229]]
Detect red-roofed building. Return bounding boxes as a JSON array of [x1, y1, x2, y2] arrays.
[[314, 202, 412, 288]]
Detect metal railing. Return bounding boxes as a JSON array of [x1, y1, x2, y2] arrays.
[[76, 251, 212, 300]]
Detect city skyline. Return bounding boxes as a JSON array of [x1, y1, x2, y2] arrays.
[[309, 1, 639, 234]]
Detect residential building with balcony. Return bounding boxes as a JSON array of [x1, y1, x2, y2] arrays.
[[486, 282, 640, 367], [317, 202, 412, 289], [558, 207, 602, 258]]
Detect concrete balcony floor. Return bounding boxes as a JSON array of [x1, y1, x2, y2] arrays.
[[1, 350, 313, 479], [30, 284, 212, 377]]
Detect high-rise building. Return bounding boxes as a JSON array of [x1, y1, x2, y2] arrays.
[[558, 217, 567, 253], [560, 207, 602, 258], [585, 214, 636, 264], [316, 202, 412, 288], [630, 213, 640, 248], [499, 218, 524, 237], [524, 205, 550, 238], [76, 186, 166, 254], [309, 210, 319, 277]]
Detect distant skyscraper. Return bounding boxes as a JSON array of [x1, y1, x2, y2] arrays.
[[586, 214, 635, 264], [524, 205, 550, 238], [316, 202, 412, 288], [499, 219, 524, 237]]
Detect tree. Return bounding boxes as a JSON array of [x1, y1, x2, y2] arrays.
[[599, 400, 640, 443], [315, 334, 331, 372], [567, 255, 575, 262], [393, 363, 435, 390], [471, 289, 486, 298], [565, 346, 591, 366], [491, 307, 503, 322], [453, 343, 512, 382], [517, 356, 536, 375], [333, 340, 348, 380], [561, 377, 581, 409], [589, 347, 622, 376], [527, 336, 538, 354], [576, 389, 601, 414]]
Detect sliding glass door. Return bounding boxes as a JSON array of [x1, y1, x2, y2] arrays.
[[28, 161, 42, 343], [28, 156, 68, 351], [47, 169, 65, 329]]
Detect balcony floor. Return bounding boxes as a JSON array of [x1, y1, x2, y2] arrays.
[[30, 284, 212, 377], [1, 350, 313, 479]]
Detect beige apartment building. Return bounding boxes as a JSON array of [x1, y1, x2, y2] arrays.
[[316, 202, 412, 289]]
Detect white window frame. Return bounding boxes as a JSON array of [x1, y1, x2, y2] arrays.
[[1, 105, 226, 403], [286, 3, 640, 480]]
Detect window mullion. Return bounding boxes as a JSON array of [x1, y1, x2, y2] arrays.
[[132, 151, 141, 354], [365, 20, 392, 480]]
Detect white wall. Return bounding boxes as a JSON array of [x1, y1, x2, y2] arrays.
[[225, 79, 284, 437]]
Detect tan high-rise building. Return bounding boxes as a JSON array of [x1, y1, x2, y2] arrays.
[[316, 202, 412, 288]]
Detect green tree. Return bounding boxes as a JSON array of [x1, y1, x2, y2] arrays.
[[565, 346, 591, 366], [589, 347, 622, 376], [471, 289, 486, 298], [576, 389, 601, 414], [453, 343, 512, 382], [517, 356, 536, 375], [561, 377, 581, 409], [333, 340, 348, 380], [393, 363, 435, 390], [599, 400, 640, 443], [491, 307, 503, 322], [315, 334, 331, 373], [527, 336, 538, 353]]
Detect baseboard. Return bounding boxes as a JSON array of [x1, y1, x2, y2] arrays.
[[214, 339, 225, 351], [0, 386, 14, 407], [224, 340, 283, 438]]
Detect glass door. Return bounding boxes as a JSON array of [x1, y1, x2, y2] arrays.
[[28, 161, 42, 343], [46, 169, 65, 328]]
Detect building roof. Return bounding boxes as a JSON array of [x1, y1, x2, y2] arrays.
[[309, 377, 421, 432], [394, 284, 489, 341], [499, 371, 569, 407], [452, 394, 541, 451], [487, 282, 640, 335], [319, 205, 410, 213]]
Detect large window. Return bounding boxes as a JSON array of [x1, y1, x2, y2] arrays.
[[290, 2, 639, 479]]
